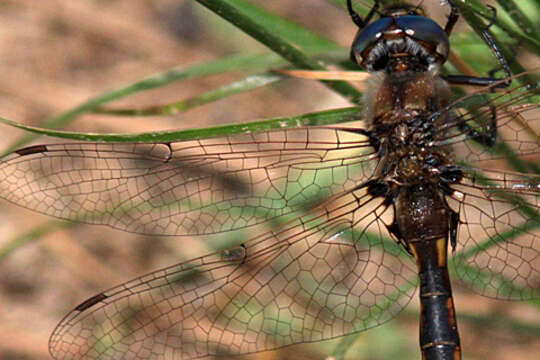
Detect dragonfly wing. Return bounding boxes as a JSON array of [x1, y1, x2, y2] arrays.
[[435, 72, 539, 167], [449, 169, 539, 300], [0, 128, 375, 236], [49, 186, 416, 359]]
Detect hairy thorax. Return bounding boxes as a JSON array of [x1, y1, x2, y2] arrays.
[[365, 68, 453, 186]]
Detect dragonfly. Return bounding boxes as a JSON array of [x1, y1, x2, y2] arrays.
[[0, 0, 538, 359]]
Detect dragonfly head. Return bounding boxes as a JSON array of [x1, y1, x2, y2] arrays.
[[350, 4, 449, 73]]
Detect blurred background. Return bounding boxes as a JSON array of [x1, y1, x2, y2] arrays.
[[0, 1, 538, 359]]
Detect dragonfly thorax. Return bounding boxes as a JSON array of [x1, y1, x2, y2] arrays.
[[364, 71, 451, 130], [377, 141, 448, 186]]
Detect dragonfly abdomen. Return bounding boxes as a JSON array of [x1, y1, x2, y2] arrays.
[[396, 184, 461, 360]]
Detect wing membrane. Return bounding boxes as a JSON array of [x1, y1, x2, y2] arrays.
[[2, 67, 537, 357], [449, 168, 539, 299], [48, 187, 415, 360], [0, 128, 375, 235], [435, 73, 539, 167]]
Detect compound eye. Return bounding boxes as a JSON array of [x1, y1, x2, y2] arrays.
[[349, 48, 359, 65], [350, 17, 393, 65], [396, 16, 450, 60]]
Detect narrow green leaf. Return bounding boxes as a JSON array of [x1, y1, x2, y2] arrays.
[[458, 311, 540, 334], [451, 262, 540, 303], [0, 221, 71, 262], [0, 107, 362, 143], [196, 0, 338, 53], [496, 0, 539, 42], [195, 0, 363, 104], [455, 0, 540, 56], [95, 73, 283, 116], [330, 279, 417, 359], [2, 53, 283, 155]]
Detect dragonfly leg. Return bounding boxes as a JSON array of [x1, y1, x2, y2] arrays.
[[479, 6, 512, 85], [444, 0, 459, 36], [443, 4, 511, 88], [458, 104, 497, 146], [348, 0, 381, 64], [346, 0, 380, 29]]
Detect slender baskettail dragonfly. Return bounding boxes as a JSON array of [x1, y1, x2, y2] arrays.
[[0, 1, 537, 359]]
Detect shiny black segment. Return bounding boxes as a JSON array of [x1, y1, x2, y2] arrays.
[[366, 179, 390, 198], [440, 167, 464, 184]]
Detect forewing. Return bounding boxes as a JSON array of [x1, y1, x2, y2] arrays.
[[0, 128, 375, 235], [48, 186, 416, 360]]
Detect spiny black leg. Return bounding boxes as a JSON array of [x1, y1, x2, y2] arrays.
[[488, 66, 506, 80], [347, 0, 380, 29], [443, 4, 512, 88], [479, 5, 512, 86], [457, 101, 497, 146], [363, 0, 380, 25], [444, 0, 459, 36], [486, 54, 517, 84], [443, 75, 506, 87], [428, 98, 497, 147], [346, 0, 363, 27]]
